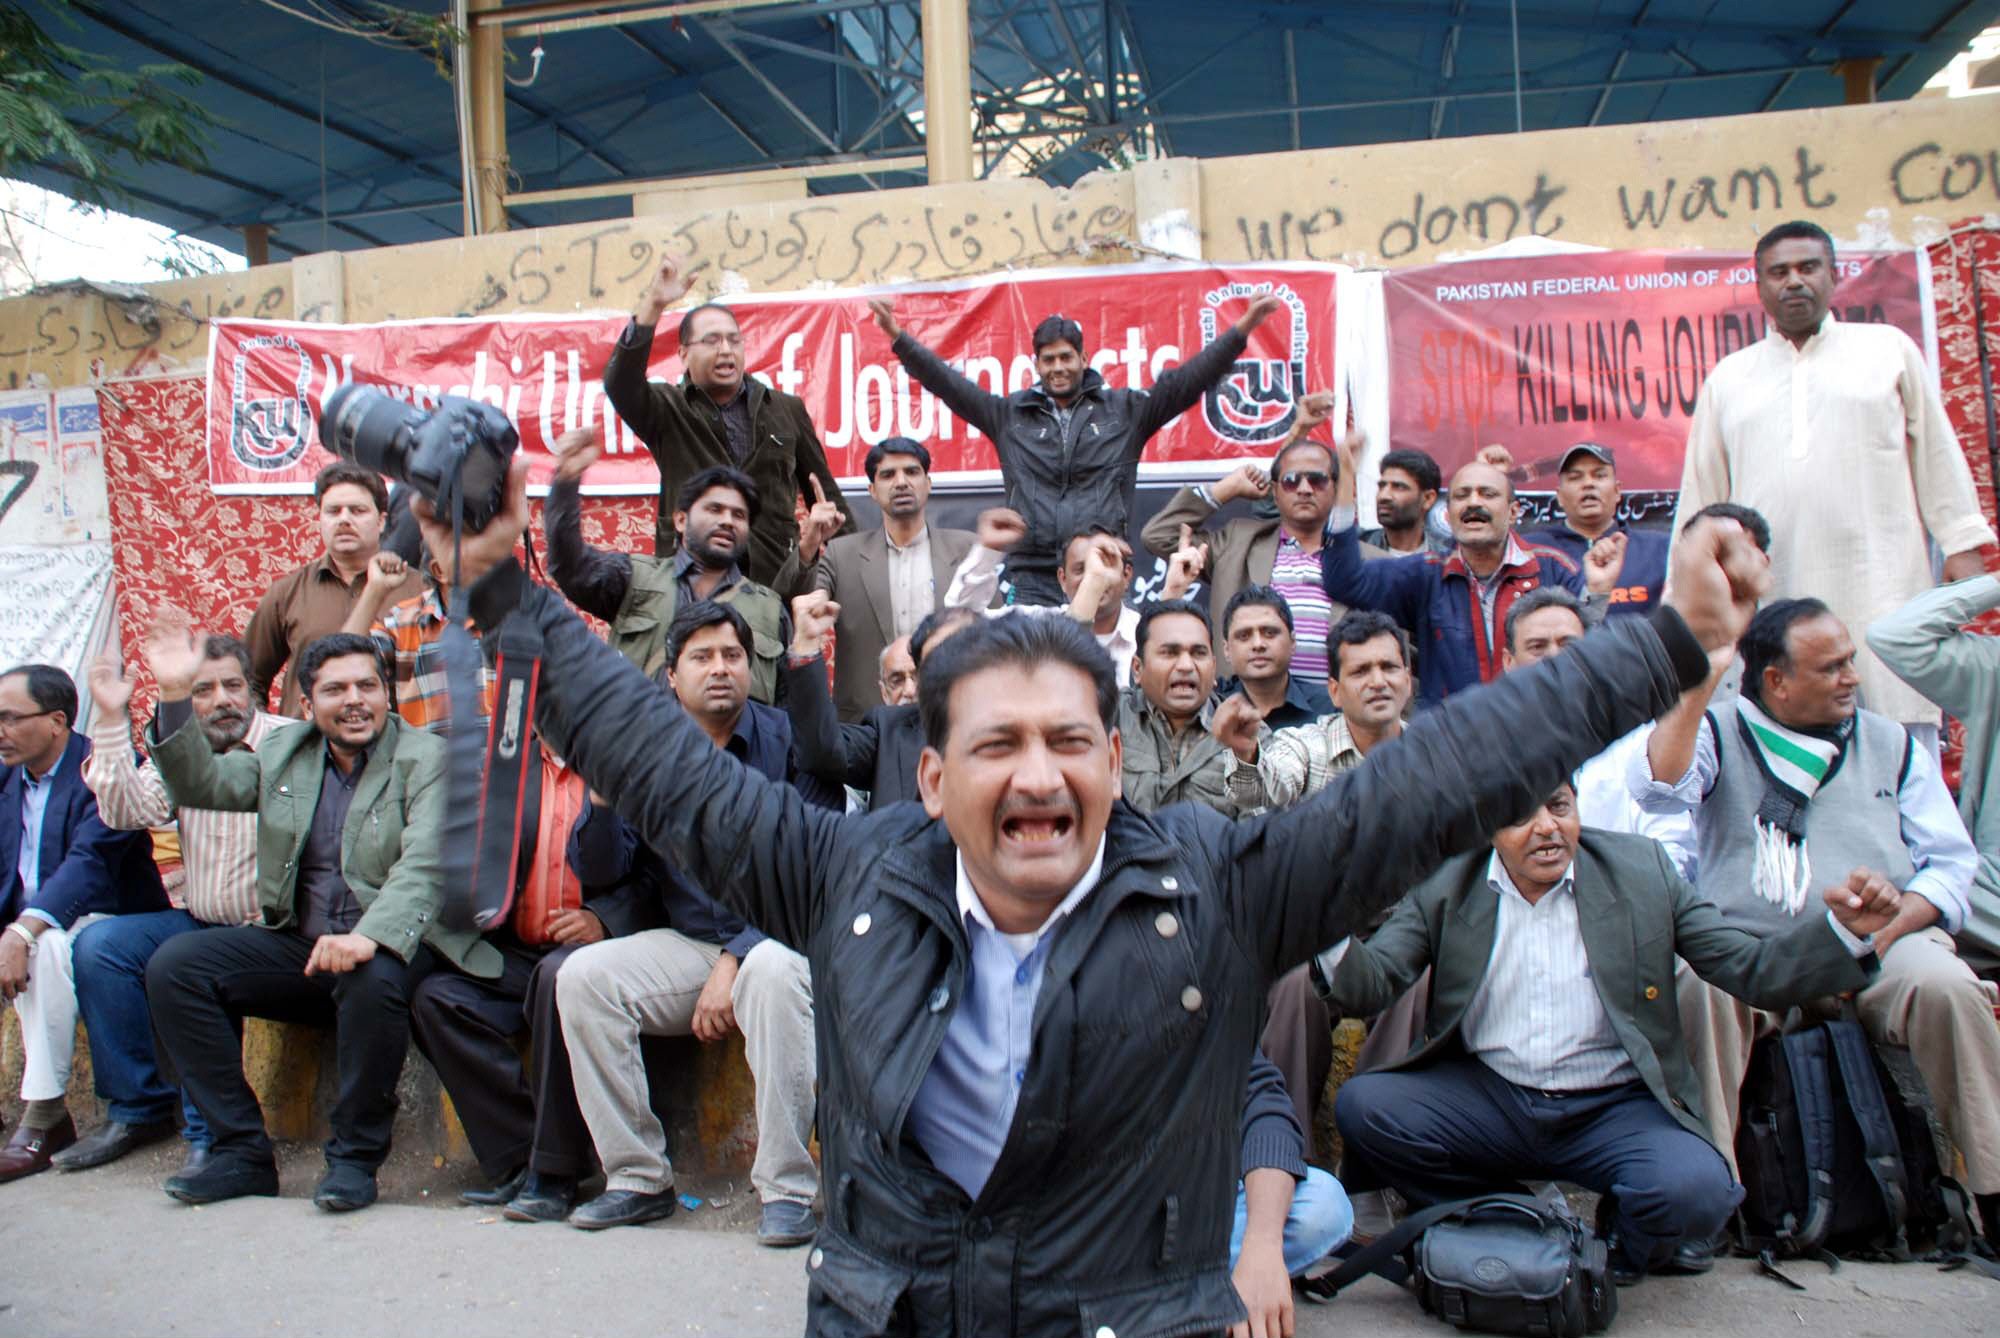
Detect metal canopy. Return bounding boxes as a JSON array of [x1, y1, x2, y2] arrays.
[[21, 0, 1997, 261]]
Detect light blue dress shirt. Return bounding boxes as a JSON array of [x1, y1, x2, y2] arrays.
[[905, 838, 1106, 1200], [16, 751, 63, 929]]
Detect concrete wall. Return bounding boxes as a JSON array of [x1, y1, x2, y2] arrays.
[[3, 96, 1995, 391]]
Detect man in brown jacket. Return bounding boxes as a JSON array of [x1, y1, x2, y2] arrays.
[[604, 253, 853, 585]]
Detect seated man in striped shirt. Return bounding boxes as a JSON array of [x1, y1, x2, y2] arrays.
[[64, 636, 286, 1174], [1322, 781, 1896, 1285], [342, 548, 495, 735]]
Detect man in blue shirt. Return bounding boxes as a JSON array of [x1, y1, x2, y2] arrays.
[[0, 663, 162, 1179], [554, 601, 834, 1244], [1523, 443, 1670, 621]]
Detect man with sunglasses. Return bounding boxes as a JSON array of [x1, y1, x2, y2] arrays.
[[606, 252, 853, 585], [1143, 390, 1378, 690], [872, 293, 1282, 606]]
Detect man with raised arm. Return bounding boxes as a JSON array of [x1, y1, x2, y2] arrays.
[[871, 293, 1281, 606], [414, 459, 1767, 1337]]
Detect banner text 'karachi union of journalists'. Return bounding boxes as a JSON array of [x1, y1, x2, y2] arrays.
[[204, 264, 1341, 494]]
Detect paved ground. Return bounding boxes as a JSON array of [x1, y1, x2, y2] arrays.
[[4, 1144, 1994, 1337]]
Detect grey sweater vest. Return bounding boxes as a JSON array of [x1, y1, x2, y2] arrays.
[[1695, 707, 1914, 937]]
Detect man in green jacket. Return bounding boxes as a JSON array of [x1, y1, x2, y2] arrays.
[[1870, 573, 2000, 979], [141, 625, 497, 1213]]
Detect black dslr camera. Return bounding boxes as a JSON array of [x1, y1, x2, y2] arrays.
[[319, 385, 517, 533]]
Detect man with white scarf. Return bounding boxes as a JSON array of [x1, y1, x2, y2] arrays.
[[1631, 596, 2000, 1252]]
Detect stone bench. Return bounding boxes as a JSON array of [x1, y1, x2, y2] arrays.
[[0, 1011, 760, 1184]]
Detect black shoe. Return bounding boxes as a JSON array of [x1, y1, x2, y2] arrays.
[[757, 1199, 818, 1247], [164, 1152, 278, 1205], [1657, 1228, 1725, 1276], [177, 1145, 212, 1178], [312, 1162, 379, 1213], [52, 1118, 179, 1172], [460, 1165, 530, 1207], [567, 1187, 678, 1230], [1602, 1232, 1647, 1287], [503, 1171, 579, 1223]]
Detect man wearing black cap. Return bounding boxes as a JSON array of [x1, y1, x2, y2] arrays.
[[870, 294, 1282, 606], [1524, 443, 1670, 621]]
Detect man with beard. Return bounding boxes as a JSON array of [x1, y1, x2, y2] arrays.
[[604, 253, 852, 584], [1119, 599, 1234, 814], [871, 294, 1282, 606], [59, 637, 286, 1173], [414, 455, 1770, 1335], [1327, 781, 1895, 1285], [246, 463, 416, 718], [946, 517, 1144, 686], [1680, 220, 1995, 749], [1320, 437, 1586, 708], [544, 427, 788, 702], [1142, 391, 1369, 689], [771, 436, 979, 721], [556, 601, 825, 1242], [877, 637, 918, 708], [1523, 444, 1669, 620], [1360, 448, 1446, 555], [141, 629, 498, 1211]]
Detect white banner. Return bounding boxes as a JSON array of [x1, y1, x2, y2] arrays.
[[0, 543, 116, 728]]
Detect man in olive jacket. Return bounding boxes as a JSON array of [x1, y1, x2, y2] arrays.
[[143, 628, 496, 1213], [1324, 797, 1890, 1281], [422, 463, 1766, 1337]]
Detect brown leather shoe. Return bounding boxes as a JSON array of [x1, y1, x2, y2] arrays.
[[0, 1115, 76, 1183]]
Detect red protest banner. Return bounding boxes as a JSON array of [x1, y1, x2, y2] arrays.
[[204, 262, 1340, 494], [1383, 249, 1930, 491]]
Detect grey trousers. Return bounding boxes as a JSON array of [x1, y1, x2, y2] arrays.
[[558, 931, 818, 1204]]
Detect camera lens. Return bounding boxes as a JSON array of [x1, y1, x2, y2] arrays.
[[320, 383, 421, 478]]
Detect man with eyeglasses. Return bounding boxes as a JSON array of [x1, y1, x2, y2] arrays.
[[605, 252, 854, 586], [1144, 391, 1377, 690], [871, 293, 1282, 606], [0, 664, 164, 1179]]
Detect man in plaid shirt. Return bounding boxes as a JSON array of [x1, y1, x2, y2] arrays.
[[344, 550, 496, 734]]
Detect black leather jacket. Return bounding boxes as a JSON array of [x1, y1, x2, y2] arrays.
[[467, 561, 1707, 1337]]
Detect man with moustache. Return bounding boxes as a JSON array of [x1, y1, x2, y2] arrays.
[[771, 435, 979, 721], [1360, 448, 1446, 556], [140, 627, 498, 1211], [946, 515, 1144, 686], [415, 456, 1769, 1335], [59, 637, 286, 1173], [605, 253, 852, 584], [1326, 780, 1897, 1285], [1320, 436, 1587, 708], [544, 427, 788, 702], [876, 637, 918, 708], [1119, 599, 1234, 815], [871, 294, 1283, 606], [1523, 444, 1669, 619], [1680, 219, 1995, 747], [246, 463, 416, 717], [1142, 391, 1363, 688]]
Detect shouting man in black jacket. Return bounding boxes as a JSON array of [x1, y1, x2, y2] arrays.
[[432, 461, 1766, 1337], [870, 294, 1283, 606]]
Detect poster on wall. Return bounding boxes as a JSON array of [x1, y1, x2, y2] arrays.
[[203, 262, 1344, 495], [1382, 248, 1931, 502]]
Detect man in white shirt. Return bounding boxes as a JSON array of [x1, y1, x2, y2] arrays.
[[1678, 219, 1996, 742], [1322, 782, 1896, 1284], [945, 510, 1141, 687]]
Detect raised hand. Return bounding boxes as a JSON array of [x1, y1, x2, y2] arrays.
[[1210, 692, 1264, 764], [1476, 443, 1516, 473], [975, 507, 1027, 554], [141, 606, 207, 701], [868, 298, 902, 342], [552, 424, 604, 483], [1233, 293, 1284, 335], [1823, 867, 1901, 939], [798, 476, 845, 564], [88, 652, 134, 720], [637, 250, 694, 324], [413, 457, 530, 593], [1334, 429, 1365, 508], [1211, 462, 1271, 506], [1663, 513, 1773, 653], [790, 590, 842, 659], [1163, 523, 1209, 599], [1584, 531, 1629, 596], [1294, 389, 1334, 433], [362, 551, 408, 601]]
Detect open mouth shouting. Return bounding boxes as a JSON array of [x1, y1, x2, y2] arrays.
[[998, 800, 1079, 854]]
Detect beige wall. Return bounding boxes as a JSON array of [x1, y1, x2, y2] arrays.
[[4, 95, 1994, 390]]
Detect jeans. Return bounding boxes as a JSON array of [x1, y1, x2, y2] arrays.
[[72, 910, 210, 1142], [1228, 1167, 1355, 1275]]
